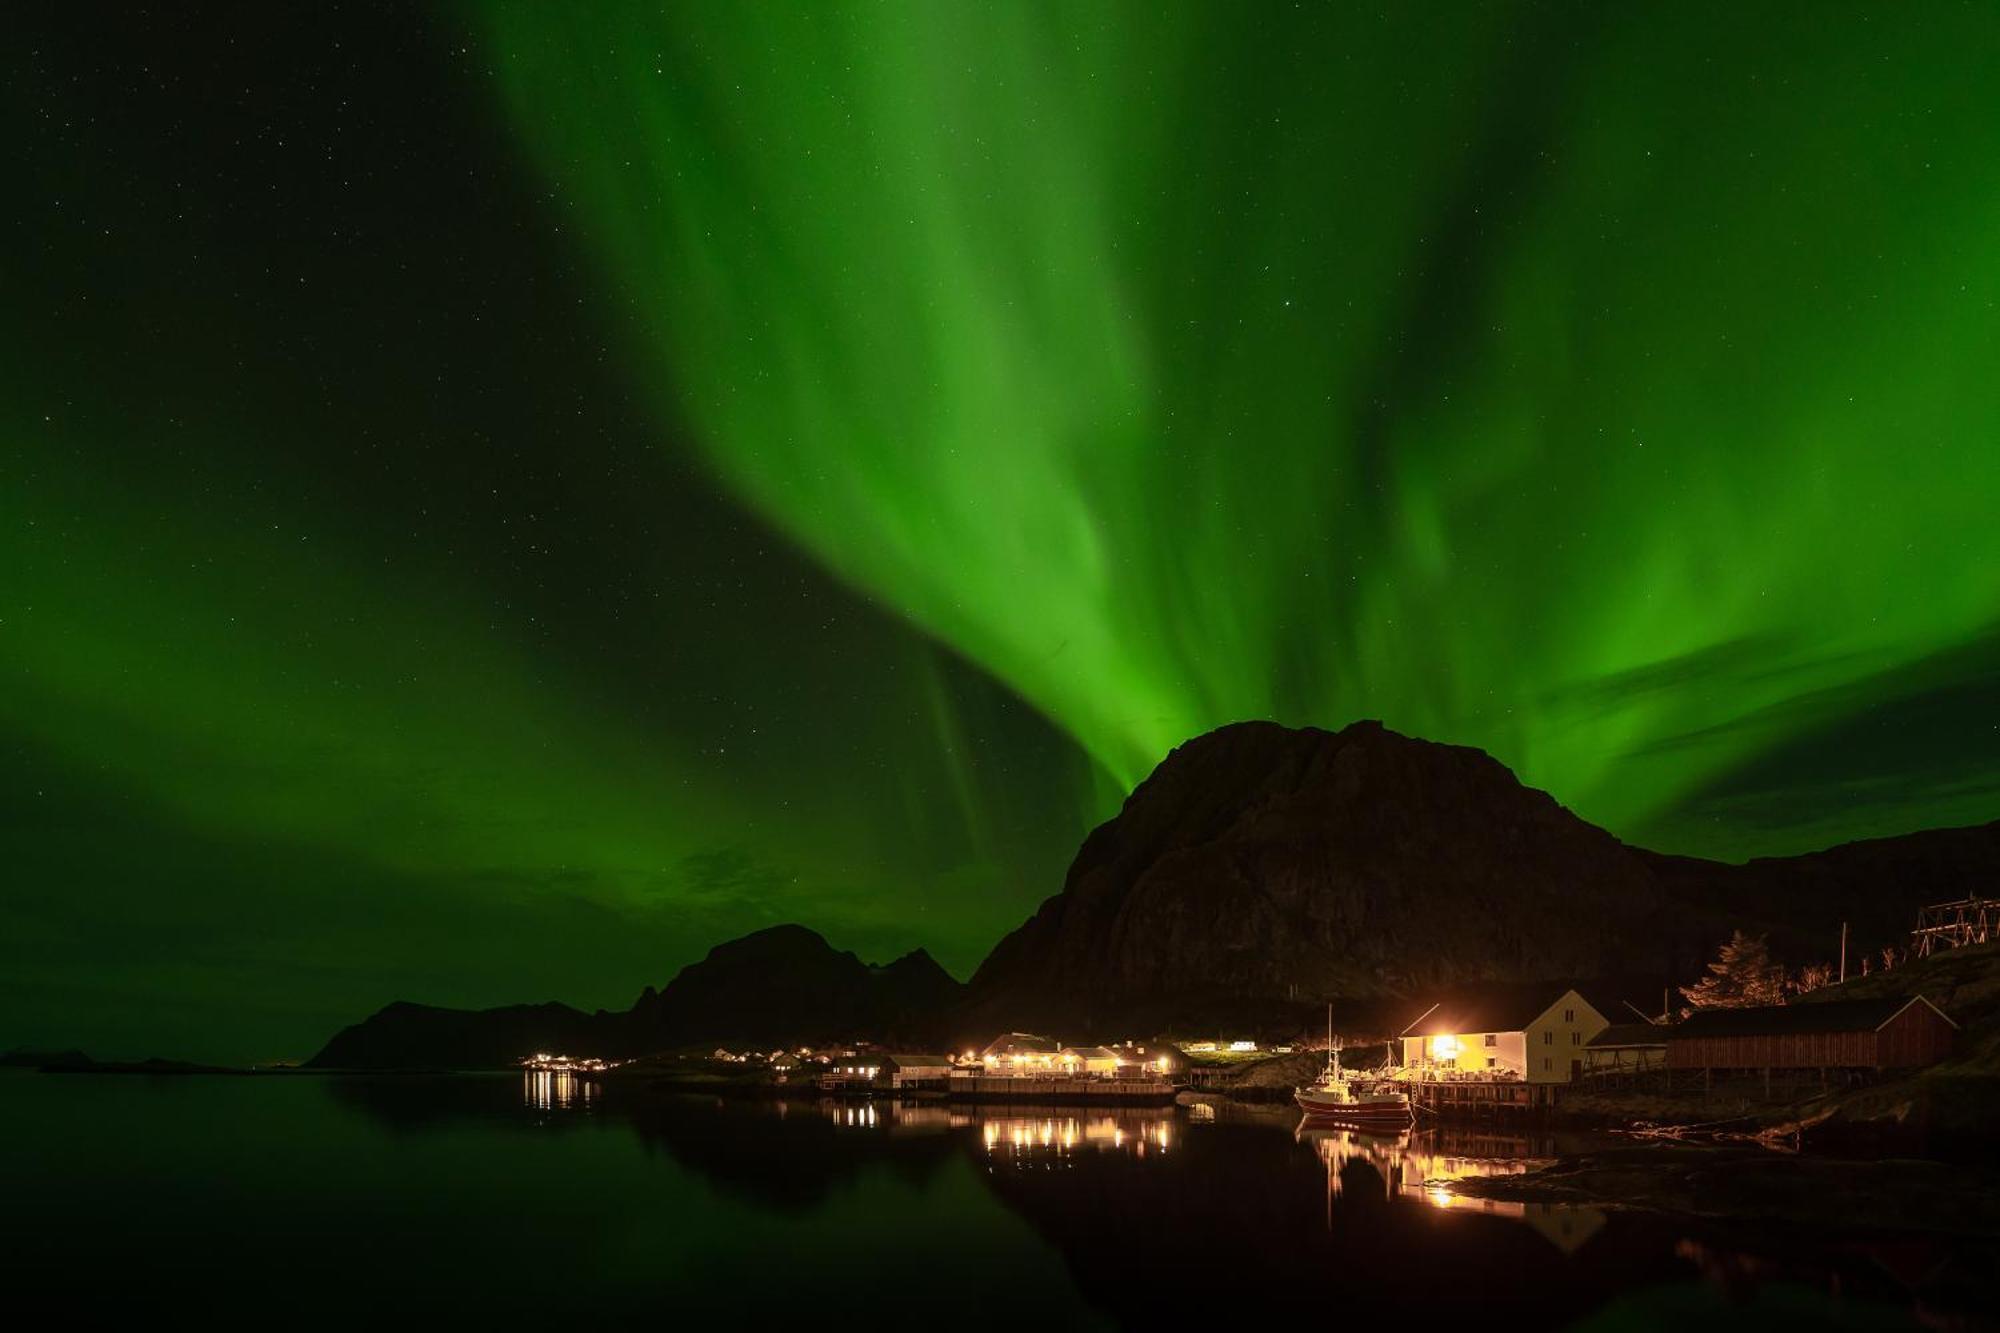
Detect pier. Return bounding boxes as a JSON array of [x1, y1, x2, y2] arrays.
[[1409, 1079, 1559, 1121], [947, 1075, 1177, 1105]]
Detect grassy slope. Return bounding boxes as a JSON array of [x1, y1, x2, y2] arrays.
[[1792, 938, 2000, 1133]]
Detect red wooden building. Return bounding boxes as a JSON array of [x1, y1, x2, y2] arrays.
[[1667, 995, 1956, 1073]]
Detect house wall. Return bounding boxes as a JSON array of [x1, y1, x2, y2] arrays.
[[1399, 991, 1609, 1083], [1877, 1004, 1955, 1067], [1668, 1031, 1871, 1070], [1400, 1031, 1527, 1076], [889, 1066, 951, 1087], [1668, 1004, 1955, 1071], [1521, 992, 1610, 1084]]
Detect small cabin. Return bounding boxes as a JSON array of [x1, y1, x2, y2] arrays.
[[1401, 984, 1611, 1084], [877, 1053, 954, 1089], [819, 1052, 953, 1091], [1667, 995, 1956, 1073]]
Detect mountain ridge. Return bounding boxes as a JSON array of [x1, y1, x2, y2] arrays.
[[305, 924, 963, 1069], [306, 719, 2000, 1065]]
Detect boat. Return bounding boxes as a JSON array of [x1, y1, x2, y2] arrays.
[[1294, 1010, 1411, 1126]]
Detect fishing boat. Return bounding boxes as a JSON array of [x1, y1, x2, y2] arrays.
[[1294, 1010, 1411, 1126]]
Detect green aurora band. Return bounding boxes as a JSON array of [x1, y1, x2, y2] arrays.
[[484, 1, 2000, 847]]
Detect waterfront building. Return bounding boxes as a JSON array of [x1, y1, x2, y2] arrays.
[[819, 1052, 954, 1092], [1400, 983, 1610, 1084], [1059, 1046, 1122, 1076], [980, 1032, 1061, 1074], [1666, 995, 1955, 1074]]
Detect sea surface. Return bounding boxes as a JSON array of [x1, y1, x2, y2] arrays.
[[2, 1069, 1990, 1329]]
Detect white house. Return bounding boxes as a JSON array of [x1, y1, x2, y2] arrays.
[[1400, 983, 1611, 1084]]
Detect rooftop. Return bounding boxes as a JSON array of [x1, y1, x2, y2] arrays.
[[1401, 982, 1585, 1037], [981, 1032, 1059, 1057], [1672, 995, 1955, 1039], [1587, 1021, 1668, 1049]]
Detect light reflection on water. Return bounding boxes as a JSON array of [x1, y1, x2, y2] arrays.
[[522, 1068, 594, 1111], [793, 1096, 1599, 1250], [809, 1098, 1174, 1157], [973, 1109, 1174, 1162], [1298, 1122, 1606, 1252]]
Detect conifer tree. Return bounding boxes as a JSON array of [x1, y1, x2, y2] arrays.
[[1680, 930, 1787, 1009]]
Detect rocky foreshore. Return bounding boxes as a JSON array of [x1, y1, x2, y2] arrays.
[[1445, 1144, 2000, 1237]]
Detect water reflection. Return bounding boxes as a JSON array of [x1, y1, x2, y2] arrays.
[[806, 1098, 1176, 1160], [522, 1067, 595, 1111], [453, 1083, 1993, 1328], [1297, 1121, 1606, 1253], [975, 1110, 1174, 1163]]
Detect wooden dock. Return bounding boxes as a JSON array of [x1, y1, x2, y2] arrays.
[[946, 1075, 1177, 1105], [1409, 1079, 1560, 1121]]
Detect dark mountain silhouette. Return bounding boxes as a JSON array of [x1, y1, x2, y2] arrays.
[[307, 1000, 607, 1071], [625, 924, 961, 1047], [963, 720, 1999, 1035], [306, 720, 1998, 1065], [306, 925, 961, 1069]]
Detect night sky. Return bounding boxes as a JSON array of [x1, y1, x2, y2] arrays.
[[7, 3, 1999, 1062]]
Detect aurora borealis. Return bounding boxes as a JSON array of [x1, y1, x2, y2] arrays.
[[6, 3, 2000, 1061]]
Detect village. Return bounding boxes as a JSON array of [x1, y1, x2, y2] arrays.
[[522, 893, 1991, 1137]]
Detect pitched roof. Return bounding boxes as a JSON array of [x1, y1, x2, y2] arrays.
[[1061, 1046, 1121, 1061], [1587, 1022, 1668, 1049], [981, 1032, 1058, 1056], [1401, 982, 1587, 1037], [879, 1053, 953, 1068], [1671, 995, 1956, 1039]]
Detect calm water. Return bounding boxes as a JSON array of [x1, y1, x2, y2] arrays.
[[2, 1070, 1990, 1329]]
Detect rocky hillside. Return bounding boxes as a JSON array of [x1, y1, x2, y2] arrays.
[[967, 720, 1997, 1035], [307, 925, 962, 1069]]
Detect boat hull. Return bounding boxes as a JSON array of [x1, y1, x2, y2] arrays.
[[1293, 1089, 1412, 1124]]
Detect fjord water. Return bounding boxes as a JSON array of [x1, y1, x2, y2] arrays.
[[1, 1072, 1985, 1329]]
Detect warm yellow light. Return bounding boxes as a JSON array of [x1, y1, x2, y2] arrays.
[[1433, 1035, 1461, 1061]]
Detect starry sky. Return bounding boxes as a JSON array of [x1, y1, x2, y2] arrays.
[[7, 2, 2000, 1062]]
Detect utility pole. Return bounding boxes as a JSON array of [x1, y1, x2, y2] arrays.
[[1839, 921, 1848, 984]]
